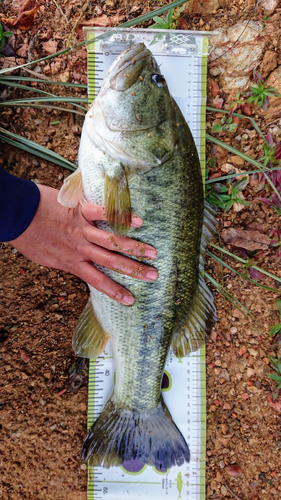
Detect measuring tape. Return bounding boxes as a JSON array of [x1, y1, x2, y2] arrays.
[[84, 28, 209, 500]]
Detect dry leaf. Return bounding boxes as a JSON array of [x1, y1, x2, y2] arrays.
[[244, 222, 268, 233], [267, 394, 281, 413], [2, 0, 39, 30], [42, 39, 58, 55], [221, 228, 270, 251]]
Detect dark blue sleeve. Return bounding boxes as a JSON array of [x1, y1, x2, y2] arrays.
[[0, 168, 40, 242]]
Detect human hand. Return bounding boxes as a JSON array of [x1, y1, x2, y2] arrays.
[[8, 184, 158, 305]]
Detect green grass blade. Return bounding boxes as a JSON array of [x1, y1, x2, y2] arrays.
[[204, 271, 254, 318], [209, 242, 281, 285], [0, 102, 86, 116], [0, 76, 87, 89], [0, 128, 77, 171], [0, 79, 61, 97], [206, 106, 268, 144], [206, 166, 281, 185], [0, 96, 88, 112], [0, 0, 189, 75], [206, 250, 280, 293], [206, 133, 266, 170]]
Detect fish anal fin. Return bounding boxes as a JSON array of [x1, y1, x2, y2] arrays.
[[58, 168, 85, 208], [104, 164, 131, 236], [73, 298, 109, 359], [173, 200, 218, 358]]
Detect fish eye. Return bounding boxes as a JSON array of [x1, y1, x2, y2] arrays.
[[152, 74, 166, 87]]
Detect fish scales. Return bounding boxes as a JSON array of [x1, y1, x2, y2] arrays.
[[58, 42, 217, 470]]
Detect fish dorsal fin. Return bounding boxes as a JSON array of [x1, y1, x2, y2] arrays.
[[73, 298, 110, 359], [172, 201, 218, 358], [57, 168, 85, 208], [104, 163, 131, 236]]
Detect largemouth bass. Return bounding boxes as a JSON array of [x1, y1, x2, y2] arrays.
[[58, 43, 217, 470]]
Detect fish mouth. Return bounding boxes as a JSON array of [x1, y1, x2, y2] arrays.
[[108, 43, 159, 92], [114, 43, 158, 74]]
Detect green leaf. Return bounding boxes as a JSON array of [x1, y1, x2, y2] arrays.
[[152, 16, 168, 28], [3, 31, 13, 38], [268, 373, 281, 383], [229, 123, 238, 132], [167, 8, 174, 26], [273, 392, 279, 400], [211, 123, 222, 133], [269, 323, 281, 336]]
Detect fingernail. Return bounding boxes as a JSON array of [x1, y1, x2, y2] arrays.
[[131, 215, 143, 227], [145, 249, 157, 259], [123, 294, 135, 305], [146, 270, 158, 281]]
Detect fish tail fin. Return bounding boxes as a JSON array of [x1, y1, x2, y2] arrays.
[[81, 395, 190, 469], [172, 201, 218, 358]]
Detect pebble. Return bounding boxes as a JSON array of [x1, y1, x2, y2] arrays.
[[225, 464, 243, 477]]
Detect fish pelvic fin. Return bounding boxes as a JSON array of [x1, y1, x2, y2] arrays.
[[57, 168, 85, 208], [172, 201, 218, 358], [73, 298, 110, 358], [104, 164, 131, 236], [81, 395, 190, 469]]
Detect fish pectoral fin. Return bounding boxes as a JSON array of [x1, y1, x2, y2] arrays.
[[104, 163, 131, 236], [73, 298, 110, 359], [172, 201, 218, 358], [57, 168, 85, 208]]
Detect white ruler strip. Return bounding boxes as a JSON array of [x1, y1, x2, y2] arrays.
[[84, 28, 208, 500]]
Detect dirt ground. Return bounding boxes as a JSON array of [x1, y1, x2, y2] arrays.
[[1, 0, 281, 499]]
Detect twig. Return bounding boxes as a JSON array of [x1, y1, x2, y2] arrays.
[[223, 482, 242, 500], [22, 67, 50, 81], [67, 1, 89, 47], [51, 0, 69, 24]]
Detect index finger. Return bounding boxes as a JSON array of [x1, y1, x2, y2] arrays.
[[83, 225, 157, 260], [81, 203, 143, 228]]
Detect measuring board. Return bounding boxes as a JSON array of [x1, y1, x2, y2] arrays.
[[84, 27, 209, 500]]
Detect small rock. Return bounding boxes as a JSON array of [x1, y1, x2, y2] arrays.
[[228, 155, 245, 166], [209, 21, 267, 90], [221, 485, 228, 496], [248, 348, 258, 357], [16, 44, 29, 58], [185, 0, 219, 15], [262, 0, 278, 14], [225, 464, 243, 477], [247, 367, 256, 378], [80, 463, 87, 470], [237, 358, 247, 373], [260, 50, 277, 78], [247, 385, 260, 394], [210, 78, 221, 97], [20, 349, 30, 363], [42, 40, 58, 55]]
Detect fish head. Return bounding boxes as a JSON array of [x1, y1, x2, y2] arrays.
[[89, 43, 178, 172], [98, 43, 174, 130]]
